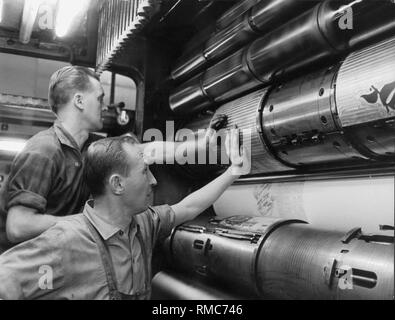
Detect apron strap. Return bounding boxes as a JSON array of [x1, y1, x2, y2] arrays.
[[82, 215, 122, 300]]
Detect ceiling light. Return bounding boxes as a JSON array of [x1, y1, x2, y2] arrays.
[[55, 0, 90, 37]]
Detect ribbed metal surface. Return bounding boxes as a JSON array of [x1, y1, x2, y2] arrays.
[[166, 215, 394, 300], [262, 66, 367, 167], [169, 216, 300, 296], [336, 37, 395, 127], [96, 0, 160, 73], [214, 89, 292, 174], [257, 224, 394, 300]]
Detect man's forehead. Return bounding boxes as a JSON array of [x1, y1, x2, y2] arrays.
[[89, 76, 103, 92], [122, 143, 145, 167]]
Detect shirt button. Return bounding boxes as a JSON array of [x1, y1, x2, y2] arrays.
[[75, 162, 81, 167], [119, 230, 124, 236]]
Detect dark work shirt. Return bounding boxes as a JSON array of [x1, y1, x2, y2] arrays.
[[4, 121, 102, 216]]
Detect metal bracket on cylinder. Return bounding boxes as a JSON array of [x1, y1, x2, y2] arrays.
[[323, 258, 337, 288], [341, 227, 362, 244], [178, 225, 206, 233]]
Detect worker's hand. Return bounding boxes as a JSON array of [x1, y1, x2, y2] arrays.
[[225, 125, 251, 176], [209, 113, 228, 131], [205, 113, 228, 151]]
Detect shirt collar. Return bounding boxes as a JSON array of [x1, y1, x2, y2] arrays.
[[83, 200, 125, 241], [53, 120, 81, 151]]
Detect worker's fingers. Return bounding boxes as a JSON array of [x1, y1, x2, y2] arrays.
[[209, 114, 228, 130], [230, 126, 242, 165]]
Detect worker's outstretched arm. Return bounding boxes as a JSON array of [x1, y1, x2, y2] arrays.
[[171, 127, 251, 226], [140, 114, 228, 165]]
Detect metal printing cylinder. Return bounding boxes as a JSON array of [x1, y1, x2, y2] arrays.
[[173, 89, 293, 177], [261, 65, 368, 167], [172, 37, 395, 177], [257, 223, 394, 300], [168, 73, 213, 115], [170, 0, 395, 115], [335, 36, 395, 160], [348, 0, 395, 49], [215, 0, 259, 31], [175, 0, 260, 70], [246, 0, 348, 83], [170, 48, 263, 115], [202, 48, 262, 103], [169, 0, 346, 114], [151, 271, 242, 300], [166, 215, 394, 300], [212, 88, 292, 174], [171, 0, 318, 81], [168, 216, 306, 296]]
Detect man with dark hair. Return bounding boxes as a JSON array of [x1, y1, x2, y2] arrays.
[[0, 131, 250, 299], [4, 65, 227, 244]]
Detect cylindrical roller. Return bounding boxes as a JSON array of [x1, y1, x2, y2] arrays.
[[335, 36, 395, 160], [257, 223, 394, 300], [170, 15, 257, 81], [202, 48, 263, 103], [246, 0, 348, 83], [151, 271, 244, 300], [216, 0, 259, 30], [170, 0, 347, 114], [204, 15, 257, 63], [173, 89, 293, 176], [349, 0, 395, 49], [168, 216, 305, 296], [249, 0, 319, 31], [171, 48, 207, 83], [169, 74, 212, 115], [213, 89, 293, 174], [345, 123, 395, 160], [166, 215, 394, 300], [261, 66, 367, 167], [171, 0, 319, 81], [170, 47, 264, 115]]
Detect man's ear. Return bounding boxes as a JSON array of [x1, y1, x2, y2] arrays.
[[73, 93, 84, 110], [108, 174, 125, 195]]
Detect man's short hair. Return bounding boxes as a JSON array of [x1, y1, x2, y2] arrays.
[[48, 66, 100, 114], [84, 134, 140, 197]]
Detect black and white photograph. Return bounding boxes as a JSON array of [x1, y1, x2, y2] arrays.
[[0, 0, 394, 306]]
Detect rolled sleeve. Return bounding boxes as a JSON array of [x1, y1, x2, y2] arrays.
[[5, 152, 55, 212], [149, 205, 176, 243], [0, 226, 66, 299]]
